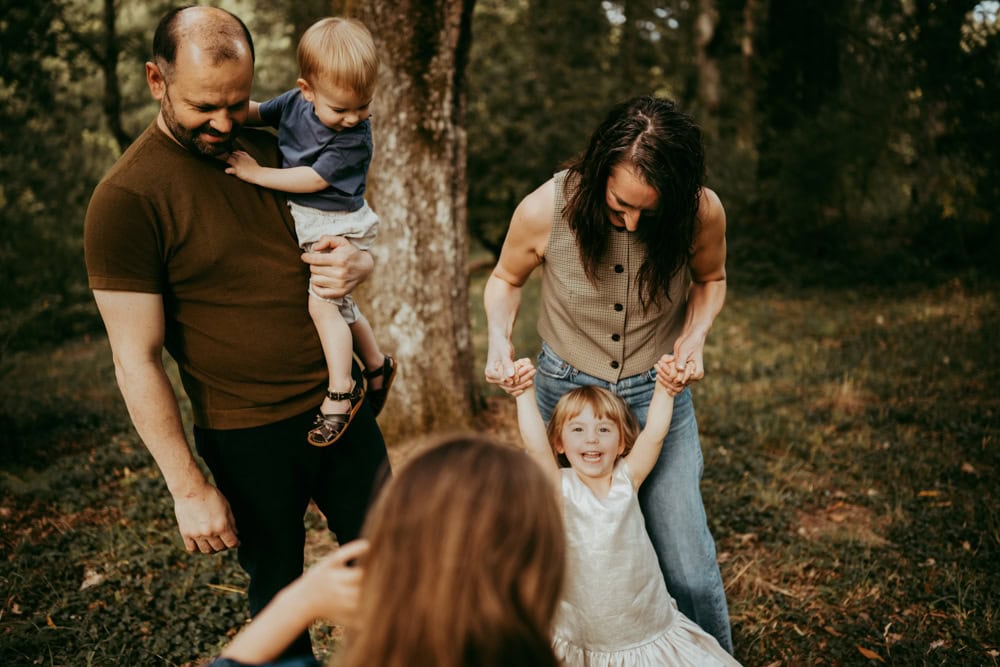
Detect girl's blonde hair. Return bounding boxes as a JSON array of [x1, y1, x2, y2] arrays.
[[341, 436, 565, 667], [546, 386, 641, 467], [297, 17, 378, 100]]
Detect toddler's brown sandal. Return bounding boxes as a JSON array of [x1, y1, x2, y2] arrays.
[[363, 355, 397, 418], [307, 384, 365, 446]]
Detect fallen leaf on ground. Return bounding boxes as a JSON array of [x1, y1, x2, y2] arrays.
[[857, 644, 885, 662], [80, 567, 105, 591]]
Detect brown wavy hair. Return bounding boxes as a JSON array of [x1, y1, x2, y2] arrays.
[[340, 436, 565, 667], [546, 386, 641, 468], [563, 96, 705, 309]]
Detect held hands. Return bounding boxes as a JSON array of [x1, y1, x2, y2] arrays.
[[173, 483, 240, 554], [302, 235, 373, 300], [656, 335, 707, 394], [497, 358, 537, 398], [653, 355, 682, 398]]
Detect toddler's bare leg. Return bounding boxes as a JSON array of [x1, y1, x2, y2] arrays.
[[309, 294, 354, 415], [349, 313, 386, 389]]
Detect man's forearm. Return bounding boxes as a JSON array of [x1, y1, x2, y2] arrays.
[[114, 358, 207, 498]]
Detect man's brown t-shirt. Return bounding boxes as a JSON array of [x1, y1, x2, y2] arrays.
[[85, 124, 326, 429]]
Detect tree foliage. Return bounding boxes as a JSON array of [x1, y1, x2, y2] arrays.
[[1, 1, 112, 357], [1, 0, 997, 356], [466, 0, 1000, 285]]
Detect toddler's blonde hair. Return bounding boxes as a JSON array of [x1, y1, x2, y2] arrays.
[[297, 17, 378, 100]]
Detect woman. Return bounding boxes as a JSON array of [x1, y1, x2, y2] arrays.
[[210, 437, 566, 667], [484, 95, 732, 652]]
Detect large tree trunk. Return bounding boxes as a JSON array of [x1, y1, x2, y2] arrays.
[[356, 0, 476, 455]]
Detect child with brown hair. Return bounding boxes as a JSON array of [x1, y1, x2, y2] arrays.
[[508, 356, 741, 666], [225, 17, 395, 446]]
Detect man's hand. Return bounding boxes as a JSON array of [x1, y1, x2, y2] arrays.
[[174, 483, 240, 554], [302, 235, 373, 300], [224, 150, 262, 182]]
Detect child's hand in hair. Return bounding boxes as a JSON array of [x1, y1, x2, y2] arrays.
[[293, 539, 370, 625]]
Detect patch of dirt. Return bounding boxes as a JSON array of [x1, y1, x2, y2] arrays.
[[795, 501, 892, 547], [1, 500, 122, 554]]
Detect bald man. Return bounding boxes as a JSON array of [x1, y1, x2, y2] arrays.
[[84, 7, 387, 658]]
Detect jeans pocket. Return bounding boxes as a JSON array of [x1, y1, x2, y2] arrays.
[[537, 343, 572, 380]]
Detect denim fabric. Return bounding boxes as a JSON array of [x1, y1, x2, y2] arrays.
[[533, 341, 733, 653]]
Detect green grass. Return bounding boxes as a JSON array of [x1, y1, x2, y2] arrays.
[[1, 277, 997, 665]]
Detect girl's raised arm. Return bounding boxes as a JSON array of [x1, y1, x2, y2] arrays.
[[625, 355, 676, 489], [510, 360, 561, 485]]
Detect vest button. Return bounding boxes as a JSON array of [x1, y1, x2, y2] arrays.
[[614, 264, 624, 273], [614, 303, 623, 312], [611, 333, 621, 342], [610, 360, 620, 369]]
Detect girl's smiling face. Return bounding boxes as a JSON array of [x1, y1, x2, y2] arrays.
[[557, 404, 625, 485]]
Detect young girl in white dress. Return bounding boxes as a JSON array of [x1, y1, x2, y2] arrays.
[[509, 356, 741, 667]]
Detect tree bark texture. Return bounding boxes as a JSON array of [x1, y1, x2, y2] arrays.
[[356, 0, 476, 448]]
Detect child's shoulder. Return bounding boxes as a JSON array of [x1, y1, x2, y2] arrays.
[[266, 88, 303, 107], [259, 89, 305, 123], [614, 458, 636, 486]]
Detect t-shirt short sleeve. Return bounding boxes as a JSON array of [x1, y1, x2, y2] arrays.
[[258, 89, 298, 129], [84, 181, 164, 294]]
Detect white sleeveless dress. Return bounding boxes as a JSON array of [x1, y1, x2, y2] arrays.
[[553, 460, 741, 667]]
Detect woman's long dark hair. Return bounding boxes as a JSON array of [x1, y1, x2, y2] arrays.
[[564, 96, 705, 308]]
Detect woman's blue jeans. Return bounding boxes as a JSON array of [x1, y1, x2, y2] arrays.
[[534, 342, 733, 653]]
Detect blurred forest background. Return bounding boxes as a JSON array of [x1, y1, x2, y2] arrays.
[[1, 0, 997, 360], [1, 0, 998, 665]]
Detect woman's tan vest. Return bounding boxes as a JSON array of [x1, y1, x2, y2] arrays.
[[537, 170, 690, 383]]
